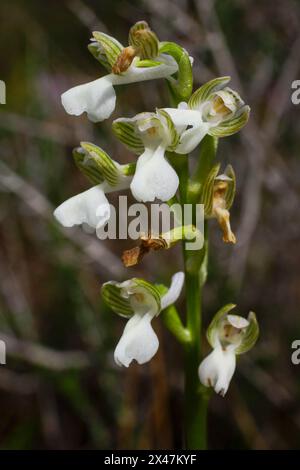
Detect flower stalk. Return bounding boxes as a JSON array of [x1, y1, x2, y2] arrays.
[[178, 154, 210, 450], [55, 20, 259, 451]]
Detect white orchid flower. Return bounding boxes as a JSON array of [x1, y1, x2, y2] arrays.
[[102, 272, 184, 367], [61, 22, 179, 123], [53, 142, 132, 234], [164, 76, 250, 154], [113, 109, 180, 202], [198, 304, 259, 396]]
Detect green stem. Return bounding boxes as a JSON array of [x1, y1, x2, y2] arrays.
[[188, 135, 218, 203], [184, 261, 208, 449], [179, 156, 209, 450], [161, 305, 191, 345]]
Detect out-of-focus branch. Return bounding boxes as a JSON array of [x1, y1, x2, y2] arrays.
[[0, 111, 89, 146], [67, 0, 109, 32], [0, 332, 90, 370], [0, 159, 124, 277], [142, 0, 213, 83], [0, 369, 39, 395]]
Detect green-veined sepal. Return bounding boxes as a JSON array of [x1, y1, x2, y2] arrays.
[[133, 279, 161, 315], [223, 164, 236, 210], [112, 119, 145, 155], [92, 32, 124, 68], [88, 41, 111, 71], [101, 282, 134, 318], [102, 278, 161, 318], [206, 303, 236, 348], [235, 312, 259, 355], [188, 76, 231, 109], [201, 163, 220, 217], [156, 109, 180, 151], [209, 105, 250, 138], [73, 142, 119, 186], [129, 21, 159, 59]]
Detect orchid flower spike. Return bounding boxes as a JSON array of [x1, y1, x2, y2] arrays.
[[54, 142, 132, 234], [202, 163, 236, 243], [102, 272, 184, 367], [61, 21, 181, 123], [113, 109, 181, 202], [198, 304, 259, 396], [164, 76, 250, 154]]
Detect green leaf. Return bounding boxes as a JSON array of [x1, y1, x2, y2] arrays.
[[206, 303, 236, 348], [235, 312, 259, 355], [112, 119, 144, 155], [73, 142, 119, 186], [101, 283, 134, 318], [129, 21, 159, 59], [188, 76, 231, 109], [92, 32, 124, 67]]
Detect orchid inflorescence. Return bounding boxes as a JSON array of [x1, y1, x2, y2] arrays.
[[54, 20, 259, 438]]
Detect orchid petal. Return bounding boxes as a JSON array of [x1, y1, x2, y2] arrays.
[[161, 272, 184, 310], [162, 107, 200, 133], [130, 146, 179, 202], [176, 122, 210, 154], [61, 75, 116, 123], [162, 107, 211, 153], [62, 55, 177, 123], [198, 346, 236, 396], [54, 184, 111, 230], [54, 176, 131, 232], [114, 312, 159, 367]]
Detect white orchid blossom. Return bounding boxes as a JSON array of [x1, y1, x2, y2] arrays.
[[164, 76, 250, 154], [198, 305, 259, 396], [113, 109, 180, 202], [102, 272, 184, 367], [54, 178, 130, 233], [53, 142, 132, 234], [61, 23, 179, 123]]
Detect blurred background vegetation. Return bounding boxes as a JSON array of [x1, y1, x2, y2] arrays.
[[0, 0, 300, 449]]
